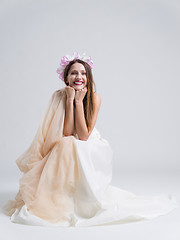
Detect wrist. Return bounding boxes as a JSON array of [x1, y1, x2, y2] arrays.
[[66, 98, 74, 103], [75, 99, 83, 104]]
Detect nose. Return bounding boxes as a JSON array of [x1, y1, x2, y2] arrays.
[[76, 73, 82, 79]]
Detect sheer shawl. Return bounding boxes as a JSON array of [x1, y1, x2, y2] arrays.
[[3, 88, 80, 223]]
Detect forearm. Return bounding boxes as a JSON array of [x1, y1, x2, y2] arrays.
[[63, 98, 74, 136], [74, 100, 89, 141]]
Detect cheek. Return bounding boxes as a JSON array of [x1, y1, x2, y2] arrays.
[[68, 76, 74, 82]]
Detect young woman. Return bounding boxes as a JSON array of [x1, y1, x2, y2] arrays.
[[3, 52, 178, 227], [62, 58, 101, 141]]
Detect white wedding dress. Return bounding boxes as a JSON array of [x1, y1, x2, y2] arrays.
[[4, 88, 178, 227]]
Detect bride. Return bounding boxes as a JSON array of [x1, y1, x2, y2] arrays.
[[3, 52, 178, 227]]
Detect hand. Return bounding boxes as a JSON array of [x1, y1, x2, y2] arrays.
[[65, 86, 75, 100], [75, 87, 87, 102]]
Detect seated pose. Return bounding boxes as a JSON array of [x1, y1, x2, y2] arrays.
[[3, 52, 178, 227]]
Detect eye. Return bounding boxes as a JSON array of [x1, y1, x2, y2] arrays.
[[82, 73, 86, 75]]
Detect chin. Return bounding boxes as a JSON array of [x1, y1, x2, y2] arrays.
[[72, 85, 85, 90]]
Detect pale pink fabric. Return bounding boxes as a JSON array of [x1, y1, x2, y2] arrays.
[[3, 88, 178, 227], [4, 88, 81, 223]]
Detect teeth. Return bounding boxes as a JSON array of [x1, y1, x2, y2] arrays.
[[74, 82, 83, 85]]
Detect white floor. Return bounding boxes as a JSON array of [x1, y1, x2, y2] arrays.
[[0, 170, 179, 240]]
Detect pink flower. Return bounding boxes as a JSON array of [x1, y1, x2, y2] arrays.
[[56, 52, 94, 82]]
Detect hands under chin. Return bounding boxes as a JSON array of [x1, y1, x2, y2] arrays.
[[74, 87, 87, 102], [65, 85, 87, 102]]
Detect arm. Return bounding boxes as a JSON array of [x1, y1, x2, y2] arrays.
[[63, 98, 74, 136], [75, 92, 101, 141]]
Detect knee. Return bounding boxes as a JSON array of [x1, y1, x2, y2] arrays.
[[63, 135, 75, 141], [60, 135, 76, 145]]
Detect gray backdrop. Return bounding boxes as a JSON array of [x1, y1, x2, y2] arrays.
[[0, 0, 179, 188]]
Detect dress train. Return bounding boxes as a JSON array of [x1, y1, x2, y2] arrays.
[[3, 88, 178, 227]]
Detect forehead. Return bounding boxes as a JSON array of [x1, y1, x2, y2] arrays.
[[70, 62, 86, 71]]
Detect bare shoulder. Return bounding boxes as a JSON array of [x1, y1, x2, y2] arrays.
[[93, 92, 101, 106]]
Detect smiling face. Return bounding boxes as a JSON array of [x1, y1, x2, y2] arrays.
[[66, 62, 87, 90]]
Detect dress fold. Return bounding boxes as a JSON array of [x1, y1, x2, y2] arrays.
[[3, 87, 179, 227]]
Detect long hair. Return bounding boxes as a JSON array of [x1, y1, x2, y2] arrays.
[[63, 59, 96, 131]]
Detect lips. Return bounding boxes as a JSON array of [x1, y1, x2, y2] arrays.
[[74, 81, 83, 85]]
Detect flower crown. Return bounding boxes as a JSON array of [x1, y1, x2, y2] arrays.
[[56, 52, 94, 82]]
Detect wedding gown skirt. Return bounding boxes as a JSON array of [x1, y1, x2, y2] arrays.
[[3, 89, 178, 227], [5, 128, 178, 227]]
